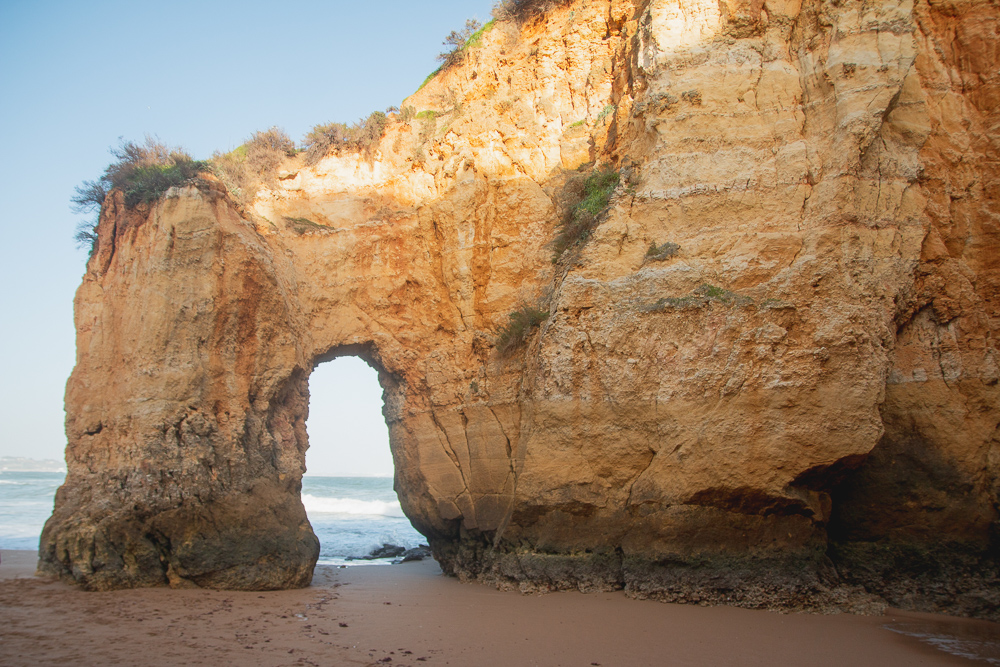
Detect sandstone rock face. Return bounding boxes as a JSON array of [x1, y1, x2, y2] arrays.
[[42, 0, 998, 616]]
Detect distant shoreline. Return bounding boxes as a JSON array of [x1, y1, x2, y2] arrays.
[[302, 473, 393, 478], [0, 462, 396, 476], [0, 458, 66, 473]]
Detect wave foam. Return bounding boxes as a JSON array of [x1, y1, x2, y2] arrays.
[[302, 495, 404, 517]]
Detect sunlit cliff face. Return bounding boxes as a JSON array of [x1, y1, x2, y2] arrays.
[[639, 0, 726, 66]]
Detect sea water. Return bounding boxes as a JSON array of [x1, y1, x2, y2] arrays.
[[0, 471, 64, 550], [0, 471, 426, 565], [303, 476, 427, 565]]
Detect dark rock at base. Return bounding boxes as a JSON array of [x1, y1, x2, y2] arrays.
[[394, 545, 432, 564], [431, 538, 888, 614], [365, 543, 407, 560]]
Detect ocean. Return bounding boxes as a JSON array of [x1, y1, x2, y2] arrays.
[[0, 471, 426, 566], [303, 475, 427, 565]]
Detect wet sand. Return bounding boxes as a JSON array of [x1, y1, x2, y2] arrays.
[[2, 549, 996, 666]]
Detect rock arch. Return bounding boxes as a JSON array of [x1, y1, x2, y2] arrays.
[[41, 176, 529, 589], [41, 0, 999, 616]]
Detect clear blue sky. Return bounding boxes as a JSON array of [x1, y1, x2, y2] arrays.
[[0, 0, 495, 475]]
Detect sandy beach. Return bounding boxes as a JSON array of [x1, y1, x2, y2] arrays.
[[3, 550, 998, 666]]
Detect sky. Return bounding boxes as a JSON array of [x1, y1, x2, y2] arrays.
[[0, 0, 495, 476]]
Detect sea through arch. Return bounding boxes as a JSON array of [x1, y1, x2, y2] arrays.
[[304, 354, 428, 565]]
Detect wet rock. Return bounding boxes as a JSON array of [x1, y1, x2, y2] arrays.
[[393, 545, 432, 564], [364, 544, 406, 560]]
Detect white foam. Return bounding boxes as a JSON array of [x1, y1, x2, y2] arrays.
[[302, 494, 404, 517]]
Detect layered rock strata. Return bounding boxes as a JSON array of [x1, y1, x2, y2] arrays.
[[42, 0, 999, 617]]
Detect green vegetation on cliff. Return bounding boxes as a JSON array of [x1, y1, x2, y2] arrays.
[[552, 166, 620, 261], [437, 19, 486, 69], [72, 137, 208, 252], [418, 17, 497, 93]]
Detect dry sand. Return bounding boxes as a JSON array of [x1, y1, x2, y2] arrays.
[[2, 549, 998, 666]]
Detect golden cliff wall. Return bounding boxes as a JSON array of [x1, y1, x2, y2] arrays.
[[41, 0, 999, 616]]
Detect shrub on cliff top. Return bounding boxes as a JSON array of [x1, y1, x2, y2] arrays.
[[72, 137, 207, 252], [492, 0, 573, 22], [419, 19, 495, 92], [210, 127, 296, 206], [73, 136, 206, 210], [438, 19, 483, 69], [302, 111, 388, 166]]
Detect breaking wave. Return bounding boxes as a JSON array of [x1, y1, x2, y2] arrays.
[[302, 494, 404, 517]]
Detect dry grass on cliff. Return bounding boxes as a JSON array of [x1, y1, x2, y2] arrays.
[[495, 305, 549, 356], [210, 127, 296, 206], [492, 0, 574, 22], [646, 241, 680, 261], [302, 111, 389, 166]]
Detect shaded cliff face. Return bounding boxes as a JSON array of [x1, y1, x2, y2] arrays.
[[42, 0, 998, 615]]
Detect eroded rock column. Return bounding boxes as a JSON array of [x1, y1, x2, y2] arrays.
[[41, 183, 319, 589]]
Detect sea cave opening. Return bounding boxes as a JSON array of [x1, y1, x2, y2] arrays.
[[304, 355, 426, 566]]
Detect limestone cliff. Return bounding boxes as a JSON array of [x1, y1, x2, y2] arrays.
[[42, 0, 999, 617]]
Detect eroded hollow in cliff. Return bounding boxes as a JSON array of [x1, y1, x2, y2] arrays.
[[303, 351, 426, 564]]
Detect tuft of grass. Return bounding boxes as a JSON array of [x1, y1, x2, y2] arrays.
[[698, 284, 728, 299], [495, 305, 549, 356], [283, 216, 329, 235], [417, 66, 444, 92], [210, 127, 296, 206], [552, 166, 620, 261], [466, 19, 495, 48], [72, 136, 208, 254], [576, 167, 620, 217], [595, 104, 616, 123], [643, 283, 754, 312], [414, 110, 439, 120], [567, 119, 585, 129], [646, 241, 680, 261]]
